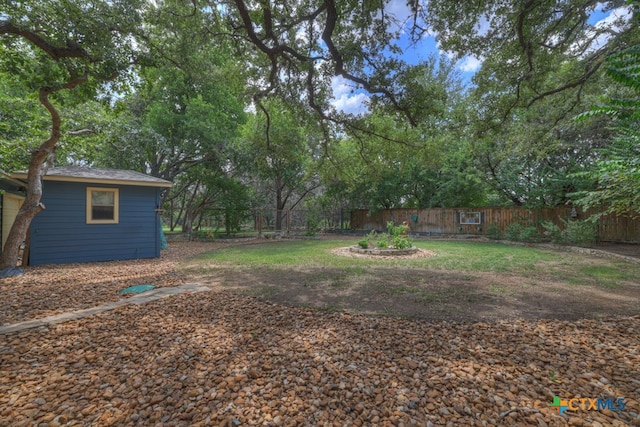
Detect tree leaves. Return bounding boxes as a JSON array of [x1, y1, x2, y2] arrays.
[[570, 31, 640, 217]]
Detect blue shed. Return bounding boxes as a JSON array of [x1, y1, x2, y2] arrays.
[[9, 166, 172, 266]]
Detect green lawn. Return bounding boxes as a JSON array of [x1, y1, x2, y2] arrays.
[[190, 238, 640, 285], [182, 238, 640, 321]]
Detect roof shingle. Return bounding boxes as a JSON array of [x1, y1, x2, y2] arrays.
[[11, 166, 172, 188]]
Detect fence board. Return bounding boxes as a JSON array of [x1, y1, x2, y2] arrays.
[[350, 207, 640, 242]]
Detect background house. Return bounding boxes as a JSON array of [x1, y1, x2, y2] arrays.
[[4, 166, 172, 266]]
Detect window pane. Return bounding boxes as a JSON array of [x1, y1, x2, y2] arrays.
[[92, 191, 114, 206], [92, 206, 114, 220]]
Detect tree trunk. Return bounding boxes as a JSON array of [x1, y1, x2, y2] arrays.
[[0, 86, 63, 269], [0, 198, 42, 269], [182, 211, 193, 233], [225, 210, 232, 236], [0, 75, 87, 270], [274, 177, 288, 231], [275, 193, 285, 231]]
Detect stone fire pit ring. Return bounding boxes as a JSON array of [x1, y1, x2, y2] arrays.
[[348, 245, 419, 256]]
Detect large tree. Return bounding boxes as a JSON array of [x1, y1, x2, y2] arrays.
[[425, 0, 637, 120], [0, 0, 144, 269], [319, 57, 489, 210], [235, 99, 322, 231], [471, 70, 617, 207], [574, 39, 640, 216], [96, 62, 246, 194], [0, 66, 50, 174], [450, 1, 638, 207]]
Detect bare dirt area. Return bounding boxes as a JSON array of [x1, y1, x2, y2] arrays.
[[594, 242, 640, 259], [186, 246, 640, 323], [1, 240, 640, 426]]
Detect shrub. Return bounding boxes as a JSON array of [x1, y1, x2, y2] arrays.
[[539, 218, 598, 247], [486, 224, 502, 240], [392, 235, 413, 249], [541, 221, 564, 244], [362, 222, 414, 249], [386, 221, 413, 248], [505, 223, 540, 243], [386, 221, 408, 237], [306, 217, 319, 236], [376, 239, 389, 249], [520, 226, 541, 243], [565, 220, 597, 247], [505, 223, 523, 241]]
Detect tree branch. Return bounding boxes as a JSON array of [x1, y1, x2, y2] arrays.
[[0, 20, 89, 60], [67, 129, 95, 136], [526, 60, 602, 107], [320, 0, 417, 127]]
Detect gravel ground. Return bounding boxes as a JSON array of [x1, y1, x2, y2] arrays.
[[1, 242, 639, 426], [0, 242, 220, 325]]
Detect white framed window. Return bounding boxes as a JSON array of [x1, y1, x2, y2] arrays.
[[86, 187, 119, 224], [459, 211, 481, 225]]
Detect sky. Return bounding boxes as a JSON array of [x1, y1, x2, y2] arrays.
[[330, 2, 634, 115]]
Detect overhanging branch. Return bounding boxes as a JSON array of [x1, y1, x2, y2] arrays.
[[0, 20, 89, 60]]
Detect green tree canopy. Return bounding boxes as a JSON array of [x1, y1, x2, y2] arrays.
[[574, 40, 640, 216]]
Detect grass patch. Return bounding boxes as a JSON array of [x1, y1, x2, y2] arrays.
[[180, 238, 640, 321], [415, 241, 559, 272], [184, 238, 640, 292], [560, 263, 640, 288], [192, 239, 561, 273]]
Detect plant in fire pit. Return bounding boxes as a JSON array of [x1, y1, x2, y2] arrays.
[[376, 239, 390, 249], [387, 221, 413, 249], [361, 222, 414, 249]]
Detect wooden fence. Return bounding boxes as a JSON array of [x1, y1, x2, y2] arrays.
[[350, 207, 640, 242], [254, 209, 348, 233]]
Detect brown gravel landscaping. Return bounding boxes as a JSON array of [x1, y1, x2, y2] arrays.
[[0, 242, 220, 325], [1, 241, 639, 426]]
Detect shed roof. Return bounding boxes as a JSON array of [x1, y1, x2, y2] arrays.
[[12, 166, 172, 188]]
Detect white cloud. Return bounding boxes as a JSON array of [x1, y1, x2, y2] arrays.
[[383, 0, 413, 34], [594, 6, 632, 34], [593, 2, 608, 14], [332, 92, 370, 115], [575, 5, 633, 56], [330, 76, 370, 115], [458, 55, 483, 72]]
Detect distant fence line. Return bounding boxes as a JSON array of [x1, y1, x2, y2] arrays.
[[350, 207, 640, 242], [253, 209, 349, 233]]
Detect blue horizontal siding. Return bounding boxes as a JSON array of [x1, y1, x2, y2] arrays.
[[29, 181, 161, 265]]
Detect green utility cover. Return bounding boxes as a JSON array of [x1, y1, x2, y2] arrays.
[[119, 284, 155, 295]]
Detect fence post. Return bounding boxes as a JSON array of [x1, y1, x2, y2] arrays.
[[286, 210, 291, 234]]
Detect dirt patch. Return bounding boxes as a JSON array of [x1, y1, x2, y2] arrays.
[[595, 242, 640, 258]]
